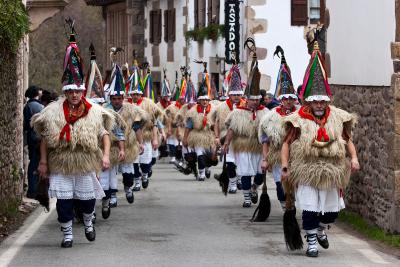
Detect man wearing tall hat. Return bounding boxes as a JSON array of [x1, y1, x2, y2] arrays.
[[182, 73, 215, 181], [33, 20, 113, 248], [281, 41, 360, 257], [223, 38, 269, 207], [212, 64, 245, 193], [165, 71, 187, 167], [128, 66, 163, 191], [259, 46, 299, 210], [174, 70, 199, 176]]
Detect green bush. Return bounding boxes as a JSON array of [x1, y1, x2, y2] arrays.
[[0, 1, 29, 54], [185, 24, 225, 42]]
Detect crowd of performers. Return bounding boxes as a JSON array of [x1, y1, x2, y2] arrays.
[[32, 20, 360, 258]]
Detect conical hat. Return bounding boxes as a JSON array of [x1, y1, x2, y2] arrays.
[[227, 64, 244, 95], [61, 19, 85, 91], [299, 41, 332, 102], [108, 64, 125, 97], [244, 38, 261, 100], [85, 43, 104, 104], [127, 61, 142, 95], [161, 68, 171, 97], [273, 46, 297, 100], [185, 72, 197, 104]]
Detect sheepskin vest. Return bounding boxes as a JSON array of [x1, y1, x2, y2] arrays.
[[104, 108, 127, 165], [133, 97, 163, 142], [284, 105, 357, 190], [31, 97, 115, 175], [111, 103, 148, 164], [258, 106, 299, 166], [186, 104, 215, 149], [166, 102, 184, 138], [226, 107, 269, 154], [212, 99, 244, 139]]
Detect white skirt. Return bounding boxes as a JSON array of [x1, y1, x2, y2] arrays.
[[139, 141, 153, 164], [234, 152, 262, 176], [295, 185, 345, 214], [226, 144, 235, 163], [119, 162, 135, 174], [99, 166, 118, 190], [49, 172, 105, 200], [167, 137, 179, 146]]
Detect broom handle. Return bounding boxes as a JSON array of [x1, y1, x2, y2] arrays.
[[262, 171, 267, 192], [283, 177, 295, 210]]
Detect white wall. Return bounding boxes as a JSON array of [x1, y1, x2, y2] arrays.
[[326, 0, 395, 86], [145, 0, 247, 89], [252, 0, 310, 94]]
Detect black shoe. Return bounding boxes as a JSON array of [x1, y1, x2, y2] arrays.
[[317, 234, 329, 249], [306, 249, 319, 257], [205, 169, 211, 179], [61, 239, 73, 248], [242, 201, 251, 208], [133, 182, 141, 191], [251, 190, 258, 204], [85, 226, 96, 242], [126, 191, 134, 204], [102, 205, 110, 219], [142, 179, 149, 189], [228, 188, 237, 194]]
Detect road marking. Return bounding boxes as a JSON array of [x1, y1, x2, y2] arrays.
[[0, 201, 55, 267], [358, 248, 389, 264]]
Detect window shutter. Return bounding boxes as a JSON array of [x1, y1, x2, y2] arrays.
[[164, 9, 169, 42], [199, 0, 206, 27], [207, 0, 212, 25], [154, 9, 162, 45], [291, 0, 308, 26], [194, 0, 199, 29], [214, 0, 220, 24], [170, 8, 176, 42], [149, 10, 155, 44], [320, 0, 326, 25]]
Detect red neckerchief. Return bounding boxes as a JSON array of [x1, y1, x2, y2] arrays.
[[160, 99, 171, 109], [276, 105, 297, 116], [175, 101, 182, 109], [299, 105, 331, 142], [127, 97, 133, 104], [132, 97, 143, 106], [60, 97, 92, 142], [226, 99, 234, 111], [237, 105, 265, 120], [196, 104, 211, 128]]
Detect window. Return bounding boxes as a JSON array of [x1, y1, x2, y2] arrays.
[[207, 0, 220, 25], [291, 0, 325, 26], [150, 9, 162, 45], [164, 8, 176, 42], [309, 0, 320, 24], [194, 0, 206, 28]]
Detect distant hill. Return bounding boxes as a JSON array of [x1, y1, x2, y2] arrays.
[[29, 0, 106, 92]]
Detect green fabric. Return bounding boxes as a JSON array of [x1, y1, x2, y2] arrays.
[[304, 56, 318, 98]]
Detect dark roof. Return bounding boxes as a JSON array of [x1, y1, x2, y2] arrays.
[[85, 0, 124, 6]]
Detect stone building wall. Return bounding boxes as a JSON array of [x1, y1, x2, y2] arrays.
[[333, 84, 400, 233], [0, 45, 25, 215]]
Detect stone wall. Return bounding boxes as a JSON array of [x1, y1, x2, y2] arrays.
[[333, 84, 400, 233], [0, 46, 25, 215]]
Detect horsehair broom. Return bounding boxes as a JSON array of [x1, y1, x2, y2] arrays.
[[251, 172, 271, 222], [283, 177, 303, 250], [216, 153, 229, 195]]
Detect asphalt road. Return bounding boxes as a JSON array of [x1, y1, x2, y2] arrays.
[[0, 162, 399, 267]]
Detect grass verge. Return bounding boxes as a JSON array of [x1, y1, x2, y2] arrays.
[[338, 210, 400, 248]]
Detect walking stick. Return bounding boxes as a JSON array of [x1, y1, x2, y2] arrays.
[[282, 177, 303, 250], [251, 172, 271, 222]]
